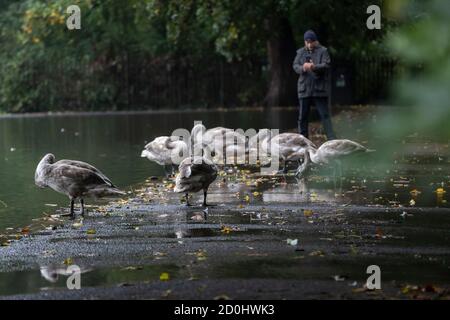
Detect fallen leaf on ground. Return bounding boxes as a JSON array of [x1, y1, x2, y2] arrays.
[[122, 266, 143, 271], [191, 213, 204, 221], [161, 289, 172, 298], [72, 222, 83, 228], [159, 272, 170, 281], [21, 227, 30, 234], [303, 210, 313, 217], [375, 227, 383, 239], [221, 226, 233, 234], [286, 238, 298, 246], [309, 250, 325, 257], [195, 250, 207, 261]]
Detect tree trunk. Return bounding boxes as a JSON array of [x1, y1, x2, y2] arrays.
[[263, 16, 298, 107]]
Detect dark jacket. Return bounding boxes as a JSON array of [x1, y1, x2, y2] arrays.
[[292, 44, 331, 98]]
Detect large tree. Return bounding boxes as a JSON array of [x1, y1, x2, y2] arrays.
[[146, 0, 386, 107], [0, 0, 389, 112]]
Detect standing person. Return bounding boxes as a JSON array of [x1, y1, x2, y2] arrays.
[[293, 30, 336, 140]]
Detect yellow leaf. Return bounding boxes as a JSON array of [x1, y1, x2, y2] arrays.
[[221, 226, 232, 234], [63, 257, 73, 265], [159, 272, 170, 281], [86, 229, 96, 235], [309, 250, 325, 257], [304, 209, 313, 217], [436, 188, 446, 195]]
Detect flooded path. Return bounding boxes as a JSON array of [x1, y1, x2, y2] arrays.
[[0, 106, 449, 299]]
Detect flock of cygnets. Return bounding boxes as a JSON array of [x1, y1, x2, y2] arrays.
[[35, 123, 373, 218]]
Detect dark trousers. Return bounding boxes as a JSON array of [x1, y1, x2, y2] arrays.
[[298, 97, 336, 140]]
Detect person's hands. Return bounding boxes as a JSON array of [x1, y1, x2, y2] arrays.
[[303, 62, 315, 72]]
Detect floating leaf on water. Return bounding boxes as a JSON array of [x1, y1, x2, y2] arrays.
[[63, 257, 73, 265], [436, 188, 446, 195], [86, 229, 96, 235], [409, 199, 416, 206]]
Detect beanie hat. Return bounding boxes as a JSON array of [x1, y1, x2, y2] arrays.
[[304, 30, 317, 41]]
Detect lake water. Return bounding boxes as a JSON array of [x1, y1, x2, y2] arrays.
[[0, 108, 299, 230], [1, 107, 449, 232]]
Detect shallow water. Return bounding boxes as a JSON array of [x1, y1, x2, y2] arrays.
[[0, 109, 298, 230], [0, 264, 181, 296], [1, 108, 449, 298]]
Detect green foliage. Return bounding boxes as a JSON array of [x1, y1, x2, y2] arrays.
[[0, 0, 392, 112], [376, 0, 450, 140]]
